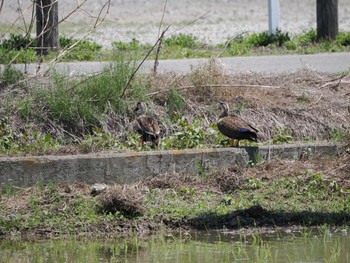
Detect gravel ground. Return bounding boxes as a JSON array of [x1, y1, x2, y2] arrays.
[[1, 0, 350, 49]]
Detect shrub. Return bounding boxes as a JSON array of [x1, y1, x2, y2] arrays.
[[0, 66, 24, 90], [59, 35, 102, 61], [163, 117, 211, 149], [272, 128, 293, 144], [227, 41, 252, 55], [247, 29, 290, 47], [297, 29, 317, 45], [164, 33, 200, 48], [336, 32, 350, 46], [60, 35, 101, 51], [0, 33, 32, 50], [0, 34, 36, 64], [16, 54, 139, 135], [112, 38, 142, 51]]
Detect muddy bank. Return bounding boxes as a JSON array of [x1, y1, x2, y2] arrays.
[[1, 154, 349, 240]]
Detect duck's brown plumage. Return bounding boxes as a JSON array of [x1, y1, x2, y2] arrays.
[[134, 102, 161, 147], [217, 101, 258, 146]]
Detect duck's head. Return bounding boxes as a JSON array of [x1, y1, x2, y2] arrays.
[[219, 101, 229, 117], [134, 101, 147, 115], [219, 101, 229, 110]]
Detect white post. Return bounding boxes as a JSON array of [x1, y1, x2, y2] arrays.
[[268, 0, 280, 35]]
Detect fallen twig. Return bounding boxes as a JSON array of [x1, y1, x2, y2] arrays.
[[319, 72, 349, 89]]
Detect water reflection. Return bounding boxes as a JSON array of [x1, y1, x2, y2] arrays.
[[1, 228, 349, 263]]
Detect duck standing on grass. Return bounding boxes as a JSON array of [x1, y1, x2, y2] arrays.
[[134, 101, 161, 148], [217, 101, 258, 147]]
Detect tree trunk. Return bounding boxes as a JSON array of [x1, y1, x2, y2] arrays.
[[36, 0, 59, 55], [316, 0, 338, 41]]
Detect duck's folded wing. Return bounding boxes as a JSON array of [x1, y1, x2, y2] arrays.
[[149, 117, 160, 136], [217, 117, 240, 137], [234, 117, 259, 133], [137, 116, 160, 136]]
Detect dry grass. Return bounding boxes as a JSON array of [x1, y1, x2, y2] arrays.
[[97, 184, 147, 216], [206, 166, 244, 193], [145, 60, 350, 142], [244, 153, 350, 187]]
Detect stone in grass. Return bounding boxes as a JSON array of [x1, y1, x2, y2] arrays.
[[97, 185, 145, 217], [91, 183, 109, 196]]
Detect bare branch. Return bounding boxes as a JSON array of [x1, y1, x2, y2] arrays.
[[153, 29, 167, 73], [120, 25, 171, 99], [215, 31, 247, 58], [319, 72, 349, 89], [93, 0, 111, 29], [157, 0, 168, 38], [17, 0, 28, 32], [48, 1, 110, 65], [0, 0, 4, 15]]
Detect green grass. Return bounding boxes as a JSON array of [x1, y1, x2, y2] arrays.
[[1, 30, 350, 64], [147, 172, 349, 229], [17, 54, 139, 134]]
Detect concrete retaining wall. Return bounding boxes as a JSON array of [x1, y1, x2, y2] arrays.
[[0, 142, 343, 188]]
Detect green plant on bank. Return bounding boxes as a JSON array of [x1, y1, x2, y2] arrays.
[[78, 128, 120, 153], [272, 127, 294, 144], [162, 116, 214, 149], [235, 101, 246, 114], [0, 117, 61, 155], [59, 35, 102, 51], [328, 128, 349, 141], [78, 126, 145, 152]]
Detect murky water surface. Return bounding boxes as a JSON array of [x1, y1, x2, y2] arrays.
[[1, 228, 349, 262]]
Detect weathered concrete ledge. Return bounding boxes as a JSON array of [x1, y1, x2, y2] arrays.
[[0, 142, 343, 188]]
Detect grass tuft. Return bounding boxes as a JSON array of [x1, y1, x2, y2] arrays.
[[97, 185, 146, 217]]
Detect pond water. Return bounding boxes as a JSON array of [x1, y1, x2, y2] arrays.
[[1, 228, 349, 263]]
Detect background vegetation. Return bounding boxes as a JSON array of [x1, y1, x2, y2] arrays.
[[1, 29, 350, 64]]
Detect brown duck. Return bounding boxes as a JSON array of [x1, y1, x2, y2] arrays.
[[217, 101, 258, 147], [134, 101, 161, 148]]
